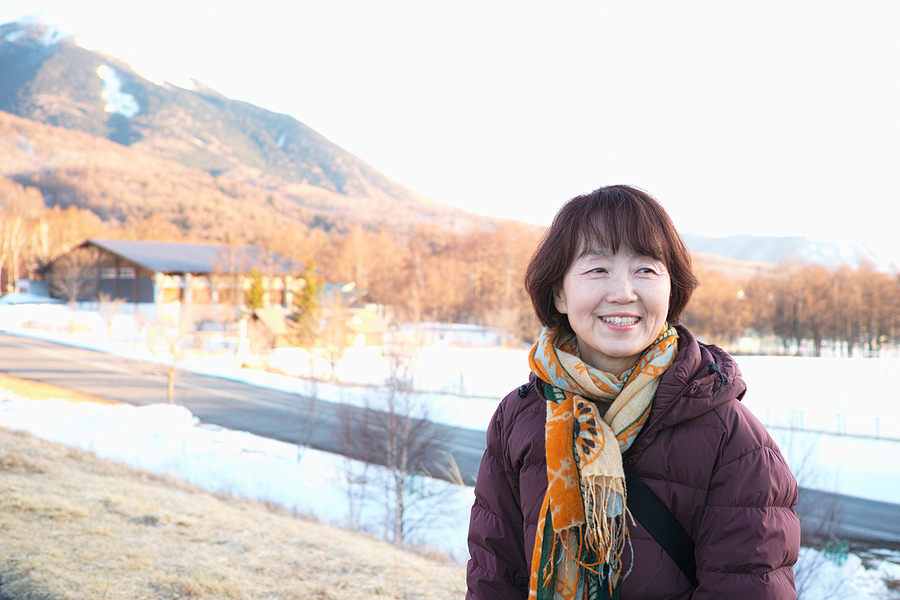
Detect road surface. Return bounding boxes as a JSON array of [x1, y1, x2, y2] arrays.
[[0, 332, 487, 484]]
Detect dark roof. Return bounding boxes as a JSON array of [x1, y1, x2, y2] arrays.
[[85, 239, 301, 275]]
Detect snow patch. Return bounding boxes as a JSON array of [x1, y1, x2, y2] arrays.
[[97, 65, 140, 118], [38, 22, 67, 46], [77, 34, 195, 90], [796, 547, 900, 600], [3, 29, 26, 43], [3, 16, 67, 46]]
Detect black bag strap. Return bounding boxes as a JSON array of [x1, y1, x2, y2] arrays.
[[624, 461, 699, 588]]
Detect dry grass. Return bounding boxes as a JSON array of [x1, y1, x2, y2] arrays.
[[0, 373, 119, 405], [0, 376, 466, 600]]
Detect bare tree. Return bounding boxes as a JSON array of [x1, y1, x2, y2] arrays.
[[320, 296, 351, 381], [681, 263, 745, 347], [293, 377, 319, 465], [778, 421, 847, 599], [1, 215, 26, 293], [147, 306, 197, 404], [28, 216, 51, 279], [96, 293, 126, 336], [341, 452, 372, 534], [46, 246, 101, 304], [341, 333, 460, 547]]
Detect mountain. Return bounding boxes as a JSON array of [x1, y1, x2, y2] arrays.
[[0, 18, 487, 236], [682, 233, 900, 273], [2, 18, 896, 274]]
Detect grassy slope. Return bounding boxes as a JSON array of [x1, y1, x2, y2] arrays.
[[0, 375, 466, 600]]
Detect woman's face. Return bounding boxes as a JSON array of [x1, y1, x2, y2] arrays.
[[554, 248, 671, 375]]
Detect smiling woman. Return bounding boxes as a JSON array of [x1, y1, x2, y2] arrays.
[[466, 185, 801, 600], [554, 250, 671, 374]]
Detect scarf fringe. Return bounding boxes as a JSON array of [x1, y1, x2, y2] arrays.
[[585, 478, 631, 589]]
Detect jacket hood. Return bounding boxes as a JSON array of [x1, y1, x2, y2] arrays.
[[626, 325, 747, 456]]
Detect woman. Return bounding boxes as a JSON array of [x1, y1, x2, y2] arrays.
[[466, 185, 800, 599]]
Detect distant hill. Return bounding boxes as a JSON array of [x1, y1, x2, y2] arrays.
[[689, 250, 777, 280], [682, 233, 899, 273], [0, 18, 489, 237]]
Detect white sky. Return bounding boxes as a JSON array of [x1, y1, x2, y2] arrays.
[[1, 1, 899, 245]]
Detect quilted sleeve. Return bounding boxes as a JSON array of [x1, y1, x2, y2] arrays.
[[693, 403, 801, 600], [466, 403, 530, 600]]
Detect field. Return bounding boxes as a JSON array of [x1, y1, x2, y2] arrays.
[[0, 374, 465, 600]]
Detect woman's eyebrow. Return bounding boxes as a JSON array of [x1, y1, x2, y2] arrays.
[[577, 247, 614, 259]]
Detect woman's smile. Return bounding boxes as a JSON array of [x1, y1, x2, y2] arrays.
[[600, 315, 640, 326]]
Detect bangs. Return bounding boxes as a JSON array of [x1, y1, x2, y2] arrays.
[[574, 196, 669, 262]]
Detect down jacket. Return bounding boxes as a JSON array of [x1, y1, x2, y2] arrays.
[[466, 326, 800, 599]]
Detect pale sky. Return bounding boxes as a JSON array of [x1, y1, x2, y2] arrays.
[[1, 1, 899, 247]]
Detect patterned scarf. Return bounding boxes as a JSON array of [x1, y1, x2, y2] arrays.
[[527, 324, 679, 600]]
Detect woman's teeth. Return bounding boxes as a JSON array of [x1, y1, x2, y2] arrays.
[[601, 316, 639, 325]]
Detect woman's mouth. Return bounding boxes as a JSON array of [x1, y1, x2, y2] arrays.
[[600, 316, 640, 326]]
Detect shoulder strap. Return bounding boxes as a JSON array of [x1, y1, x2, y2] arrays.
[[624, 461, 699, 588]]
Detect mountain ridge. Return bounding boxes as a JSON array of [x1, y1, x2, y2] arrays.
[[0, 18, 485, 236], [682, 233, 899, 273]]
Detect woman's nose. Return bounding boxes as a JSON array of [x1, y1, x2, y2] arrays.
[[606, 274, 638, 303]]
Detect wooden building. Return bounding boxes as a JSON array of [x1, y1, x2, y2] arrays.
[[43, 238, 305, 309]]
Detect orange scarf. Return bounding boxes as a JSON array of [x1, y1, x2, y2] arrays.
[[527, 324, 679, 599]]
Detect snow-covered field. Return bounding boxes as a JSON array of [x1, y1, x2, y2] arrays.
[[0, 302, 899, 598]]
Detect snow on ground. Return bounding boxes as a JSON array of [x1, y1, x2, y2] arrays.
[[1, 302, 899, 597]]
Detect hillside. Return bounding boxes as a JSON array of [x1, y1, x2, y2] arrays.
[[0, 19, 490, 238], [0, 378, 465, 600]]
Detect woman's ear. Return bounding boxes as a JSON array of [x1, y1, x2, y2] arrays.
[[553, 288, 568, 315]]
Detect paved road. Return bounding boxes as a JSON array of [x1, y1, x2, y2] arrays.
[[3, 332, 899, 547], [797, 487, 900, 548], [0, 332, 487, 485]]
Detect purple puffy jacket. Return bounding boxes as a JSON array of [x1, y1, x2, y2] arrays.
[[466, 326, 800, 599]]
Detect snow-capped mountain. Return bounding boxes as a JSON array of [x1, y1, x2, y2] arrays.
[[682, 233, 900, 272], [0, 16, 481, 234]]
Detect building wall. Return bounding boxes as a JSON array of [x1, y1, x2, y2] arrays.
[[95, 267, 156, 303], [48, 245, 303, 307]]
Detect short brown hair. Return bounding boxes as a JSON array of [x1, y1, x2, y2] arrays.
[[524, 185, 698, 330]]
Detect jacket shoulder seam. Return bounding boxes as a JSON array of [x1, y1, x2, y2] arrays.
[[718, 438, 780, 470]]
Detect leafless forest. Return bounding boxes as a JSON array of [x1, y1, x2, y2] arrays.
[[1, 173, 898, 354]]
